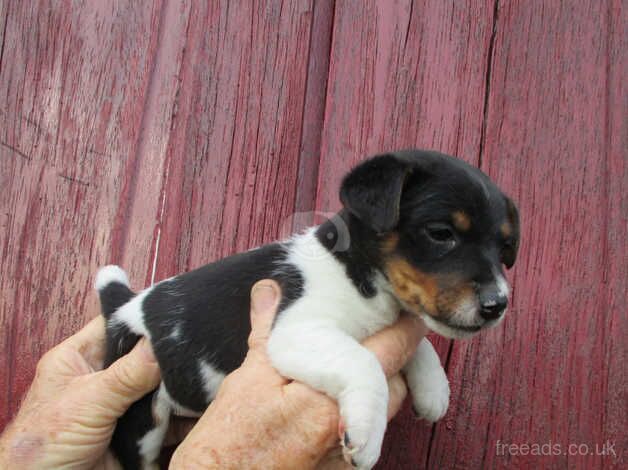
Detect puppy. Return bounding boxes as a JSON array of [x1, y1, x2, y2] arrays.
[[96, 149, 520, 469]]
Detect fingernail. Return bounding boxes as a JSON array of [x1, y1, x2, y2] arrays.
[[138, 338, 157, 363], [251, 283, 278, 314]]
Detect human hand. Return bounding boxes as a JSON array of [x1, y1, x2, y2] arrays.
[[170, 280, 428, 469], [0, 316, 160, 469]]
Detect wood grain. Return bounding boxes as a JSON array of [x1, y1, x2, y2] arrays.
[[147, 0, 316, 281], [0, 1, 625, 469], [0, 0, 7, 72], [294, 0, 335, 227], [0, 0, 165, 427], [109, 0, 192, 287], [603, 2, 627, 466]]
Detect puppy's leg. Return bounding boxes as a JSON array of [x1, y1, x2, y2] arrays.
[[111, 383, 172, 470], [268, 325, 388, 470], [403, 337, 450, 422]]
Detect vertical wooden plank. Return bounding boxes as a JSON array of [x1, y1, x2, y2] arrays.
[[0, 0, 164, 427], [603, 1, 627, 466], [110, 0, 192, 287], [315, 1, 496, 468], [428, 1, 627, 469], [294, 0, 335, 225], [144, 0, 316, 282], [0, 0, 7, 72]]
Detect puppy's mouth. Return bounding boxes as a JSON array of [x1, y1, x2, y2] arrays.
[[440, 319, 482, 332], [419, 311, 505, 339], [418, 313, 478, 339], [391, 294, 486, 339]]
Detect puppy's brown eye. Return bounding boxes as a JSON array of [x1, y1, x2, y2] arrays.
[[424, 224, 457, 246], [500, 240, 516, 268]]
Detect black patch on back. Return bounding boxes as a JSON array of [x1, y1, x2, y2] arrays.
[[140, 243, 303, 412]]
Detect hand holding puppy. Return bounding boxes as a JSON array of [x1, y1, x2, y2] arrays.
[[0, 281, 426, 469], [0, 316, 161, 469], [171, 280, 427, 469]]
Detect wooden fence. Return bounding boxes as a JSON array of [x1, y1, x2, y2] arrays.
[[1, 1, 625, 468]]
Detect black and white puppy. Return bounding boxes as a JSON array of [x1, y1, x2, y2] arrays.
[[96, 149, 520, 469]]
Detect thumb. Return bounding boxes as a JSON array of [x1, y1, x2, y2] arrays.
[[247, 280, 280, 351], [88, 338, 161, 418]]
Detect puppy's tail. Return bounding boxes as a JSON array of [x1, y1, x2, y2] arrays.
[[95, 265, 135, 319], [95, 265, 141, 369]]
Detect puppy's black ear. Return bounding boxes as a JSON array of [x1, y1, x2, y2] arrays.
[[502, 196, 520, 269], [340, 154, 409, 233]]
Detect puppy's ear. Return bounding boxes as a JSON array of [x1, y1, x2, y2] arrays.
[[340, 154, 409, 233], [502, 196, 520, 269]]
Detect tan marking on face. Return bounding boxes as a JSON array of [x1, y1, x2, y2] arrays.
[[452, 211, 471, 232], [385, 258, 439, 315], [435, 284, 476, 318], [500, 222, 512, 238], [381, 232, 399, 255]]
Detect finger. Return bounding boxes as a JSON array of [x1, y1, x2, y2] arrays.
[[62, 316, 107, 371], [87, 338, 161, 417], [386, 374, 408, 420], [247, 280, 281, 351], [315, 448, 351, 470], [362, 314, 428, 378], [62, 316, 105, 348]]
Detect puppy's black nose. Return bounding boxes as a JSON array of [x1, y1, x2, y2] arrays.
[[479, 293, 507, 321]]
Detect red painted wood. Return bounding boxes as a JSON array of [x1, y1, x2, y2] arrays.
[[316, 0, 497, 212], [294, 0, 335, 227], [0, 1, 7, 70], [1, 1, 625, 469], [0, 0, 165, 428], [149, 0, 316, 281], [428, 1, 627, 469], [604, 1, 627, 464], [109, 0, 192, 288], [0, 0, 9, 416]]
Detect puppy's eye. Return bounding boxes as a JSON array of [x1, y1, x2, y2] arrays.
[[500, 240, 516, 268], [424, 224, 457, 246]]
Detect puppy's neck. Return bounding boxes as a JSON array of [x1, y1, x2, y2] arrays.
[[314, 209, 390, 299]]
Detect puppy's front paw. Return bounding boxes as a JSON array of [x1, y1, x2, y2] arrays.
[[410, 368, 450, 422]]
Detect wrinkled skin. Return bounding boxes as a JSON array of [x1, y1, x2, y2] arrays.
[[0, 281, 427, 469], [172, 282, 427, 469]]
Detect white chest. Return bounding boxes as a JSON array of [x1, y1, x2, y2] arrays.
[[279, 229, 400, 340]]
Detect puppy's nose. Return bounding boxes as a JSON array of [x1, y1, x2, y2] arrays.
[[479, 292, 507, 321]]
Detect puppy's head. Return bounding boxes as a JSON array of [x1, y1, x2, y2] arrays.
[[340, 150, 520, 339]]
